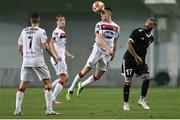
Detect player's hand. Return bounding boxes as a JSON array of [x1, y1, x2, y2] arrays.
[[135, 56, 143, 65], [109, 53, 115, 61], [69, 54, 74, 59], [107, 48, 113, 56], [54, 56, 61, 65]]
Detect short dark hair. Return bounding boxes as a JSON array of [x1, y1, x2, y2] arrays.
[[104, 7, 112, 12], [56, 14, 65, 21], [30, 13, 40, 23], [147, 17, 157, 24]]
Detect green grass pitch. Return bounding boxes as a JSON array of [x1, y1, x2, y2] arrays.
[[0, 87, 180, 119]]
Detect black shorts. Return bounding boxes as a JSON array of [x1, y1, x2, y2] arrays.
[[121, 58, 149, 77]]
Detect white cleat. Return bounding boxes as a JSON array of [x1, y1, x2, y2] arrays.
[[123, 103, 130, 111], [14, 109, 23, 116], [46, 110, 61, 115], [138, 99, 150, 110]]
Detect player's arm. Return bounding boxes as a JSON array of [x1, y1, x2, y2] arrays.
[[65, 49, 74, 59], [95, 31, 113, 55], [17, 45, 23, 56], [110, 37, 118, 61], [49, 37, 61, 61], [43, 41, 59, 63], [127, 39, 143, 64]]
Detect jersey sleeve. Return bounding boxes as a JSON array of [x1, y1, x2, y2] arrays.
[[129, 29, 139, 43], [52, 30, 59, 42], [41, 29, 48, 44], [115, 26, 120, 39], [95, 22, 101, 34], [18, 30, 24, 45]]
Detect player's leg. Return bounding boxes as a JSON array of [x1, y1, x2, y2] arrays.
[[77, 68, 105, 97], [14, 67, 33, 115], [68, 47, 100, 93], [51, 60, 68, 103], [137, 64, 151, 110], [121, 59, 135, 111], [69, 65, 91, 92], [52, 79, 59, 90], [14, 81, 29, 115], [123, 77, 132, 111], [34, 66, 59, 115], [52, 73, 68, 104], [42, 79, 59, 115], [66, 65, 91, 100]]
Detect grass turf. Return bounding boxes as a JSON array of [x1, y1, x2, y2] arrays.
[[0, 87, 180, 119]]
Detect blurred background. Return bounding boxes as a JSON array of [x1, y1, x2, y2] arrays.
[[0, 0, 179, 87]]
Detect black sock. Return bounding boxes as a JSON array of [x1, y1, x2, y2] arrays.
[[123, 83, 131, 102], [141, 79, 150, 97]]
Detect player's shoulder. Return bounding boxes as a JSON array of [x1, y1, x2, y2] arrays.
[[38, 27, 46, 32], [111, 21, 119, 27], [96, 21, 103, 26], [111, 21, 120, 30], [133, 28, 144, 33]]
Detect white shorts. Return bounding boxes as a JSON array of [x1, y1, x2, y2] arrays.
[[20, 65, 51, 82], [50, 57, 68, 76], [86, 47, 110, 71]]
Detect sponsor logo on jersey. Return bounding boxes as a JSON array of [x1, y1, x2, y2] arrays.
[[104, 31, 114, 39]]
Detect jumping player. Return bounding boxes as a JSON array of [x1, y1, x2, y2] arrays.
[[66, 7, 120, 100]]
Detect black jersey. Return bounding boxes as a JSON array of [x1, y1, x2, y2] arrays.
[[123, 28, 154, 61]]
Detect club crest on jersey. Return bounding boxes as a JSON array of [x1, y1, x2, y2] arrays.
[[54, 32, 58, 36], [104, 31, 114, 39]]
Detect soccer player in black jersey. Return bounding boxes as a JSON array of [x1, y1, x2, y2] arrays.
[[121, 18, 156, 111]]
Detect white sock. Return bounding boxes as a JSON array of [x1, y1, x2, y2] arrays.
[[52, 79, 59, 90], [139, 96, 144, 101], [52, 83, 63, 101], [81, 75, 95, 88], [69, 74, 81, 91], [44, 90, 53, 111], [15, 91, 24, 111], [124, 102, 129, 105]]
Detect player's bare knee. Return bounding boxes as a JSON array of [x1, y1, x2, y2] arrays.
[[124, 77, 132, 84], [17, 87, 26, 93], [43, 79, 52, 91], [93, 74, 100, 80]]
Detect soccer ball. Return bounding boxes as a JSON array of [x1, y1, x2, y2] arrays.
[[92, 1, 105, 13]]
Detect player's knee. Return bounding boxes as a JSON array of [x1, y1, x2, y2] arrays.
[[124, 77, 132, 84], [80, 66, 91, 78], [93, 74, 100, 80], [44, 84, 52, 91], [141, 74, 151, 81], [58, 79, 65, 86], [17, 87, 26, 93]]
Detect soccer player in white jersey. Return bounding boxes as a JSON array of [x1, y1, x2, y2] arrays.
[[66, 7, 120, 100], [50, 14, 74, 104], [14, 13, 60, 115]]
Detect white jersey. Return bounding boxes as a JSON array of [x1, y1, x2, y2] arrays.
[[94, 21, 120, 53], [51, 27, 66, 60], [18, 27, 48, 67]]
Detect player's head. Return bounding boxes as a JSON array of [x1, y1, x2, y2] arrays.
[[30, 13, 40, 25], [145, 17, 157, 32], [100, 7, 112, 22], [56, 14, 65, 28]]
